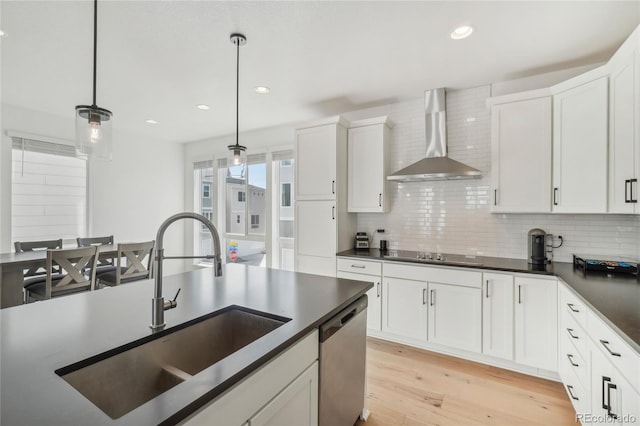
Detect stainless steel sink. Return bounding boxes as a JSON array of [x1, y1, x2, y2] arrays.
[[57, 306, 290, 419]]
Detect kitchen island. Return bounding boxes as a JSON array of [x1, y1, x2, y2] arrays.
[[0, 264, 372, 425]]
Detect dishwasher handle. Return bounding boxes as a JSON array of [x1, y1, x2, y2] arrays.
[[320, 295, 368, 342]]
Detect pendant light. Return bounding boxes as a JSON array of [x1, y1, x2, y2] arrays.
[[227, 33, 247, 176], [75, 0, 112, 160]]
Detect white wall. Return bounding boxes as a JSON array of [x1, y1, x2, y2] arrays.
[[1, 104, 186, 274]]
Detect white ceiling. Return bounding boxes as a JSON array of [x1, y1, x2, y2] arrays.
[[1, 1, 639, 144]]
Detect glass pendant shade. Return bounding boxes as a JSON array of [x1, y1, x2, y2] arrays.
[[227, 143, 247, 177], [75, 105, 113, 160]]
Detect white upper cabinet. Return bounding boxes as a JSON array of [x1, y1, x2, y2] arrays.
[[609, 27, 640, 213], [489, 93, 552, 213], [295, 118, 347, 201], [552, 75, 609, 213], [347, 117, 393, 213]]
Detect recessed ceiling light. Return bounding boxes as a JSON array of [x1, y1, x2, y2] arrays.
[[254, 86, 270, 94], [145, 119, 158, 124], [196, 104, 211, 110], [450, 25, 473, 40], [0, 30, 6, 38]]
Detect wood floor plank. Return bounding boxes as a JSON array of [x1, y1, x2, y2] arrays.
[[356, 337, 576, 426]]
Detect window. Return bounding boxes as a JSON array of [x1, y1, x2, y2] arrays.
[[281, 183, 291, 207], [251, 214, 260, 229], [202, 183, 210, 198], [193, 160, 214, 257], [11, 137, 87, 242], [237, 191, 246, 202], [281, 159, 292, 167], [236, 215, 241, 224]]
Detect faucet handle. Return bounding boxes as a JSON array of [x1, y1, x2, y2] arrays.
[[164, 288, 181, 310]]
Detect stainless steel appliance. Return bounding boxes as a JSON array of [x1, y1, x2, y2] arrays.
[[355, 232, 369, 249], [528, 228, 549, 265], [383, 249, 483, 266], [319, 295, 367, 426]]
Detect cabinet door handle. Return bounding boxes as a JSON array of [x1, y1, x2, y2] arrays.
[[567, 303, 579, 313], [602, 376, 611, 410], [485, 280, 489, 298], [625, 179, 631, 203], [430, 289, 435, 306], [553, 187, 559, 206], [566, 385, 579, 401], [600, 340, 622, 357], [567, 354, 579, 367], [332, 205, 335, 220], [332, 180, 335, 195], [630, 178, 638, 203], [567, 328, 579, 339], [422, 289, 427, 305], [607, 382, 618, 419], [494, 189, 497, 206], [518, 285, 522, 304], [379, 193, 382, 207], [350, 264, 365, 269], [376, 282, 380, 298]]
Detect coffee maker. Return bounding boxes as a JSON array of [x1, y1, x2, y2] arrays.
[[528, 228, 549, 265]]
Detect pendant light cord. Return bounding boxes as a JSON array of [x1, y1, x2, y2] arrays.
[[92, 0, 98, 107], [235, 38, 239, 148]]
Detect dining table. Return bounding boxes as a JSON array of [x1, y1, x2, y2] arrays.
[[0, 244, 119, 309]]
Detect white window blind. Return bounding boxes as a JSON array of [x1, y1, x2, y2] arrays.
[[11, 137, 88, 242]]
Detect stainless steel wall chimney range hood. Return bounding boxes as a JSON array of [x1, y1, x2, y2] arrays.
[[387, 88, 482, 182]]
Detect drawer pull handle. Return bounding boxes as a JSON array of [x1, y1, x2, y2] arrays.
[[379, 193, 382, 207], [567, 328, 579, 339], [602, 376, 610, 410], [567, 354, 579, 367], [566, 385, 579, 401], [376, 282, 380, 298], [350, 264, 366, 269], [600, 340, 621, 357], [567, 303, 579, 313]]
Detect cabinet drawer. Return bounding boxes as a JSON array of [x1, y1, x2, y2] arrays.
[[587, 309, 640, 393], [384, 262, 481, 288], [337, 258, 382, 276], [560, 328, 589, 389], [559, 283, 587, 327], [562, 368, 589, 423], [560, 306, 588, 361]]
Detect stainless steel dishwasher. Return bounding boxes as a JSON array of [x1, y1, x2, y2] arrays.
[[319, 295, 368, 426]]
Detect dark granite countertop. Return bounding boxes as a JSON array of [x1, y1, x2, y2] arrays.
[[0, 264, 372, 426], [338, 249, 640, 354]]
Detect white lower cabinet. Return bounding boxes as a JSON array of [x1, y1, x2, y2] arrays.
[[249, 362, 318, 426], [514, 276, 558, 371], [382, 276, 427, 341], [182, 331, 318, 426], [482, 272, 514, 360], [336, 270, 381, 332], [427, 282, 481, 353]]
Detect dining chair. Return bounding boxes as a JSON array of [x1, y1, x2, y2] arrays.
[[24, 246, 99, 302], [14, 239, 63, 303], [97, 241, 155, 287], [77, 235, 116, 281]]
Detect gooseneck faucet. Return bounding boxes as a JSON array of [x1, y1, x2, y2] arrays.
[[151, 212, 223, 330]]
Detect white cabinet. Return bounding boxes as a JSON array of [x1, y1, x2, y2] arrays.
[[295, 117, 356, 276], [609, 27, 640, 213], [347, 117, 392, 213], [489, 94, 552, 212], [183, 331, 318, 426], [382, 277, 427, 341], [250, 362, 318, 426], [514, 276, 558, 371], [552, 76, 609, 213], [336, 263, 382, 332], [427, 282, 481, 353], [482, 272, 514, 360]]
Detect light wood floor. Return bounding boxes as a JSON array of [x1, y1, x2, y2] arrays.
[[356, 337, 576, 426]]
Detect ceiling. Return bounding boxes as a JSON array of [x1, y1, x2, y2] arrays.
[[1, 1, 639, 144]]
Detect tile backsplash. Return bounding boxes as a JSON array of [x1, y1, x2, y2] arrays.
[[347, 86, 640, 262]]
